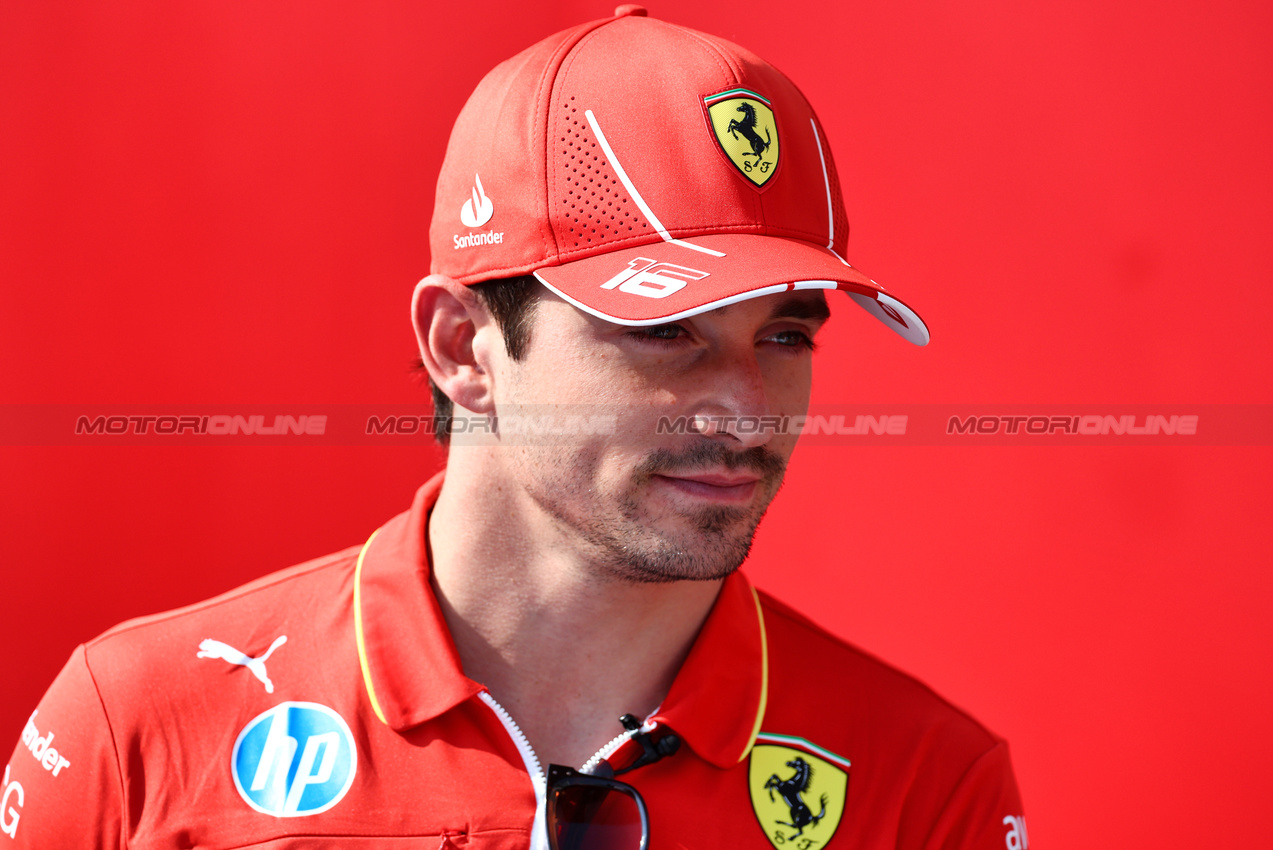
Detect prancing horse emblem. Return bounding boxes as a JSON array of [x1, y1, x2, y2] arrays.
[[728, 102, 772, 162], [765, 757, 828, 836], [704, 88, 781, 187], [748, 735, 849, 850]]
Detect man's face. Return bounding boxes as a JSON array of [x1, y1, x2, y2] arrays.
[[487, 287, 829, 584]]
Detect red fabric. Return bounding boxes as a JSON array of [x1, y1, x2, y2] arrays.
[[535, 233, 882, 324], [426, 10, 930, 342], [3, 480, 1023, 848]]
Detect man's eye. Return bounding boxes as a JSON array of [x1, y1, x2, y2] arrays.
[[767, 330, 817, 351], [627, 324, 688, 345]]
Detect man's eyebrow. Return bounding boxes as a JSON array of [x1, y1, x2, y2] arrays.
[[766, 295, 832, 323]]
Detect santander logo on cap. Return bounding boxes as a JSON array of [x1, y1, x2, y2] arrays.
[[452, 173, 504, 251], [460, 173, 493, 228]]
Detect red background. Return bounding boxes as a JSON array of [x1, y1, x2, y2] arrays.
[[3, 2, 1271, 846]]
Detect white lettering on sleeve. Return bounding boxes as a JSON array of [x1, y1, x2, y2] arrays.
[[1003, 814, 1029, 850], [1, 765, 24, 839], [19, 712, 71, 779]]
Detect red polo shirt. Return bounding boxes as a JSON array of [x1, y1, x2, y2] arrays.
[[3, 474, 1026, 849]]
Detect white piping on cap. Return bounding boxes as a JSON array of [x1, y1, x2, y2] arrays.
[[535, 269, 928, 344], [534, 271, 788, 326], [584, 109, 726, 258], [810, 118, 851, 268]]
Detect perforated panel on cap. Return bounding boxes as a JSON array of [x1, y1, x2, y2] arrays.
[[555, 96, 648, 254]]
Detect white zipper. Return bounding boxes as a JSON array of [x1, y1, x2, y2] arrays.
[[579, 716, 659, 775], [479, 692, 660, 849], [479, 691, 550, 850]]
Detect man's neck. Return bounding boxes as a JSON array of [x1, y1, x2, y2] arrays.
[[427, 462, 723, 770]]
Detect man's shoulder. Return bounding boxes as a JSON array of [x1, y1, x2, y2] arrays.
[[81, 543, 365, 693], [756, 588, 1002, 762], [90, 543, 363, 644], [752, 591, 1024, 848]]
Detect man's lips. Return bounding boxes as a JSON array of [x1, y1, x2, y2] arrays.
[[652, 472, 762, 502]]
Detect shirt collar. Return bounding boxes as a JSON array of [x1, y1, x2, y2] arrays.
[[649, 569, 769, 769], [354, 471, 769, 767], [354, 472, 482, 730]]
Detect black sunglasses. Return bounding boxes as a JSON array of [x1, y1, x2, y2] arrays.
[[545, 763, 650, 850], [544, 716, 681, 850]]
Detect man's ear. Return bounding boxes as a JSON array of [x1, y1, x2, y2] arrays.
[[412, 275, 496, 415]]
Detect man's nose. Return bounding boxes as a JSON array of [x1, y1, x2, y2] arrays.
[[690, 348, 773, 448]]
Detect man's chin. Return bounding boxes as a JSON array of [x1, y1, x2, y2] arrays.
[[598, 514, 762, 585], [662, 493, 762, 535], [604, 549, 749, 584]]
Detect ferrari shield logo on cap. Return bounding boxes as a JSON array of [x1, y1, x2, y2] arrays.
[[705, 88, 780, 187], [748, 734, 849, 849]]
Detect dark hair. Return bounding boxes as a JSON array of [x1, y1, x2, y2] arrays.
[[418, 275, 540, 445]]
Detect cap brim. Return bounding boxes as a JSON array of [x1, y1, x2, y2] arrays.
[[532, 234, 930, 346]]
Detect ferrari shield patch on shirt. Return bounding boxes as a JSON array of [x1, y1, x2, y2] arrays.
[[749, 733, 849, 849], [704, 88, 780, 187]]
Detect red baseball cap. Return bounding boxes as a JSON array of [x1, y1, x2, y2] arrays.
[[429, 5, 929, 346]]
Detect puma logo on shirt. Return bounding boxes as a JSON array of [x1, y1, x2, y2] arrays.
[[197, 635, 287, 693]]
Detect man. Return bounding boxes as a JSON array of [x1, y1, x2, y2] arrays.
[[3, 7, 1024, 849]]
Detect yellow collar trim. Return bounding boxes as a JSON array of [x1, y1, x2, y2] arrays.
[[353, 527, 388, 725], [739, 583, 770, 761]]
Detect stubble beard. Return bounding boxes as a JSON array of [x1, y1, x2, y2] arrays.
[[528, 441, 788, 585]]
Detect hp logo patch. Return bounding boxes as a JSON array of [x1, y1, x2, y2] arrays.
[[231, 702, 357, 817]]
